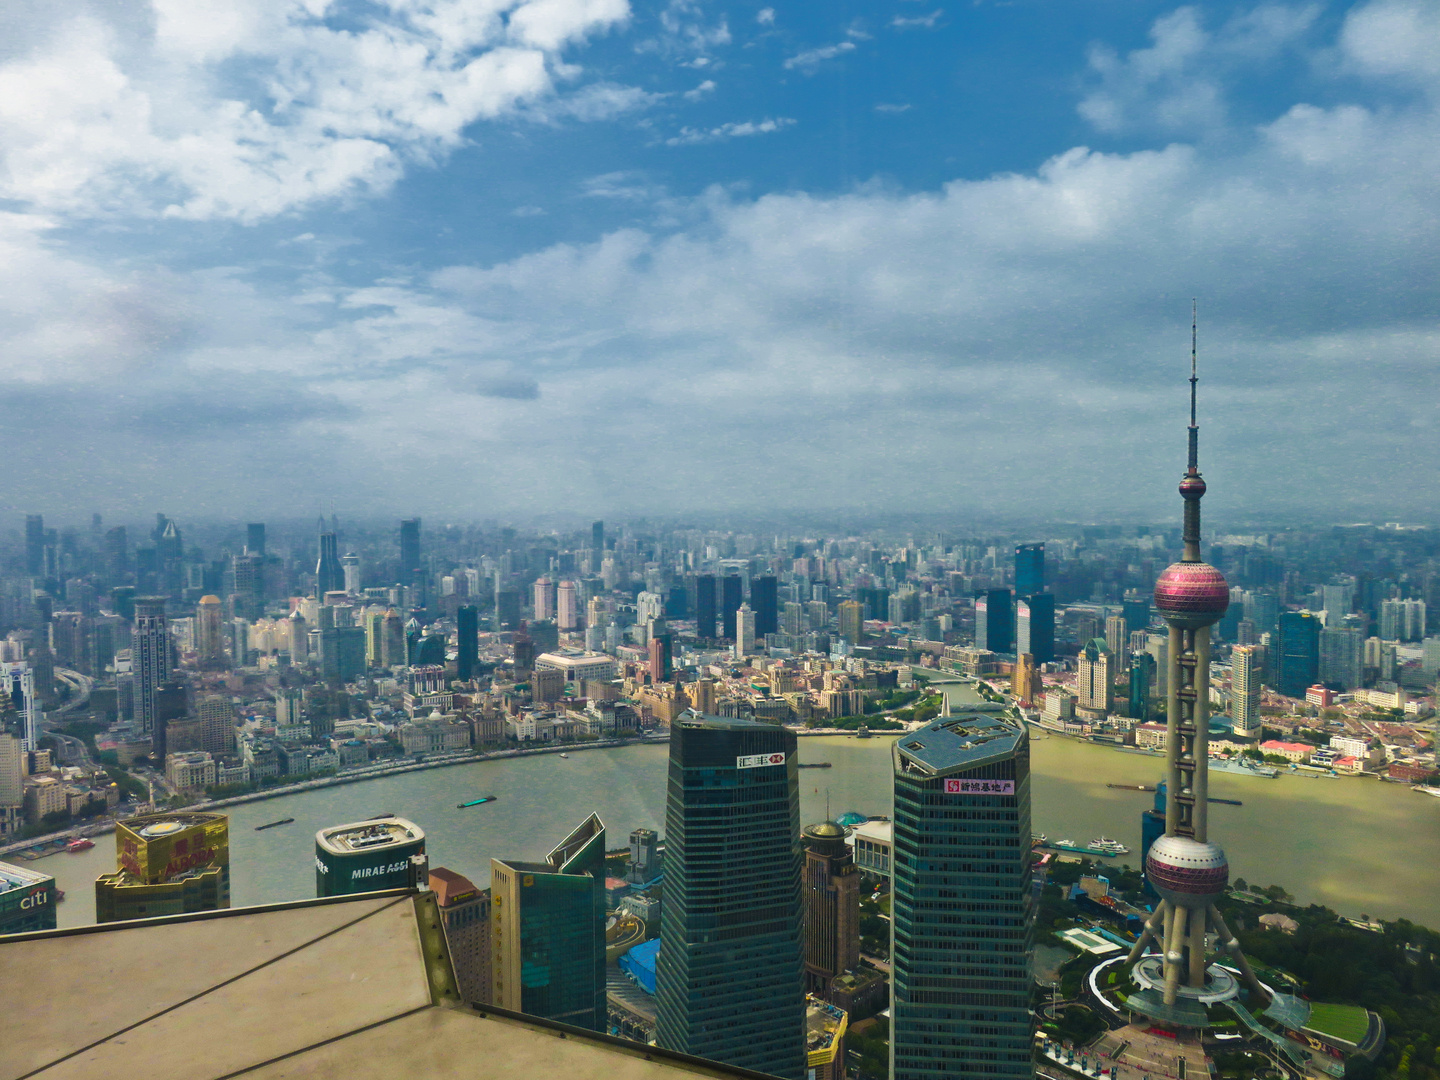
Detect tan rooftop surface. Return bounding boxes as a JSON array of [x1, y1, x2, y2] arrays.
[[0, 889, 775, 1080]]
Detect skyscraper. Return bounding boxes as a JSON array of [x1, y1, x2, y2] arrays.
[[591, 520, 604, 558], [399, 518, 422, 590], [342, 552, 361, 594], [976, 588, 1014, 654], [837, 600, 864, 645], [1015, 592, 1055, 664], [315, 816, 426, 897], [1077, 639, 1113, 712], [889, 713, 1034, 1080], [735, 602, 756, 658], [1014, 543, 1044, 597], [656, 715, 804, 1079], [533, 577, 557, 620], [1123, 597, 1152, 636], [430, 867, 492, 1005], [648, 630, 672, 682], [801, 822, 860, 998], [1105, 614, 1128, 662], [24, 514, 44, 577], [1123, 313, 1271, 1034], [316, 524, 344, 598], [1319, 626, 1364, 691], [1273, 610, 1321, 697], [132, 597, 170, 756], [245, 523, 266, 558], [96, 812, 230, 923], [694, 574, 717, 639], [752, 575, 779, 637], [456, 605, 478, 681], [1129, 653, 1156, 722], [721, 574, 743, 639], [1229, 644, 1262, 740], [195, 595, 224, 669], [490, 814, 606, 1031], [556, 580, 581, 630]]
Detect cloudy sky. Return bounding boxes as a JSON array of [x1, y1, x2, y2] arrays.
[[1, 0, 1436, 526]]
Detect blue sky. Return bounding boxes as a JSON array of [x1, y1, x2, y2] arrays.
[[1, 0, 1437, 524]]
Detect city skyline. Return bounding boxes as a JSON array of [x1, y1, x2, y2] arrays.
[[0, 0, 1437, 519]]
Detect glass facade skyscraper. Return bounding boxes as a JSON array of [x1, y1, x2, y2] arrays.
[[976, 589, 1014, 654], [1274, 610, 1321, 697], [656, 714, 804, 1079], [1016, 592, 1054, 664], [1014, 543, 1044, 597], [490, 814, 607, 1032], [890, 714, 1034, 1080]]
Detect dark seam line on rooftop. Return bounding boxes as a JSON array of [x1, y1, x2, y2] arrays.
[[16, 895, 414, 1080], [207, 1005, 433, 1080]]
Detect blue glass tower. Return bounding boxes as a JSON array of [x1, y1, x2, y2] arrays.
[[1014, 543, 1044, 597], [656, 714, 804, 1079], [890, 713, 1034, 1080], [1273, 610, 1321, 698]]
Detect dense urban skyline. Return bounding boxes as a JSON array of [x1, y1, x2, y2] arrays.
[[2, 0, 1438, 518]]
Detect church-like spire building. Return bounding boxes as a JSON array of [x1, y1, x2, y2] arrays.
[[1124, 306, 1269, 1024]]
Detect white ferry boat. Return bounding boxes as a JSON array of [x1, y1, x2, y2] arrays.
[[1088, 836, 1131, 855]]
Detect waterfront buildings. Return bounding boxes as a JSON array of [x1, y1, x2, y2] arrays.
[[800, 821, 860, 997], [95, 812, 231, 923], [315, 815, 426, 897], [1011, 652, 1040, 704], [0, 860, 56, 935], [656, 713, 804, 1079], [889, 713, 1034, 1080], [430, 867, 492, 1005], [490, 814, 606, 1031]]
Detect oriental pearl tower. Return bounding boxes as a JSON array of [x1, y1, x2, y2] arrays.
[[1123, 307, 1269, 1024]]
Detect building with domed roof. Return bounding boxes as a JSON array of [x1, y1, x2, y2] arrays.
[[801, 821, 859, 997]]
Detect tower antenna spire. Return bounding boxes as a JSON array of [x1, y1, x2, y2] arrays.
[[1188, 299, 1198, 473]]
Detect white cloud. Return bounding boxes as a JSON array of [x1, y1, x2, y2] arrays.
[[892, 10, 942, 30], [0, 0, 1436, 520], [875, 103, 913, 114], [784, 41, 857, 71], [664, 117, 796, 145], [0, 0, 633, 222], [757, 8, 776, 26], [1340, 0, 1440, 86], [1079, 4, 1320, 135], [683, 79, 718, 101]]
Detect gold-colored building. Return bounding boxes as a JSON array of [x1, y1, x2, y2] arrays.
[[95, 812, 230, 923]]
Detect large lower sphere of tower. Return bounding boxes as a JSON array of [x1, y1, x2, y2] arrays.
[[1154, 561, 1229, 628], [1145, 834, 1229, 908]]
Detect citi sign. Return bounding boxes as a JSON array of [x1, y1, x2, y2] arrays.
[[736, 752, 787, 769], [19, 889, 48, 910]]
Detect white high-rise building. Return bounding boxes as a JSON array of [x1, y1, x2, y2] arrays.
[[1379, 599, 1426, 641], [734, 603, 756, 659], [533, 577, 557, 621], [556, 581, 581, 631], [1076, 641, 1112, 712], [0, 663, 39, 753], [1230, 644, 1263, 740]]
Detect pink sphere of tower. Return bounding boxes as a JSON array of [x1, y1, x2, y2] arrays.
[[1145, 834, 1229, 908], [1154, 561, 1229, 628], [1179, 475, 1207, 498]]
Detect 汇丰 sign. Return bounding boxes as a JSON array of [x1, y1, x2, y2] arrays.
[[736, 752, 787, 769]]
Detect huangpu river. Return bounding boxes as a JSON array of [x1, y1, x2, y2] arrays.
[[39, 722, 1440, 929]]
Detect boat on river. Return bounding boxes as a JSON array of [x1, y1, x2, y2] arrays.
[[798, 762, 832, 769], [458, 796, 499, 809], [1413, 786, 1440, 798], [255, 818, 295, 831], [65, 838, 94, 852], [1088, 836, 1130, 855]]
